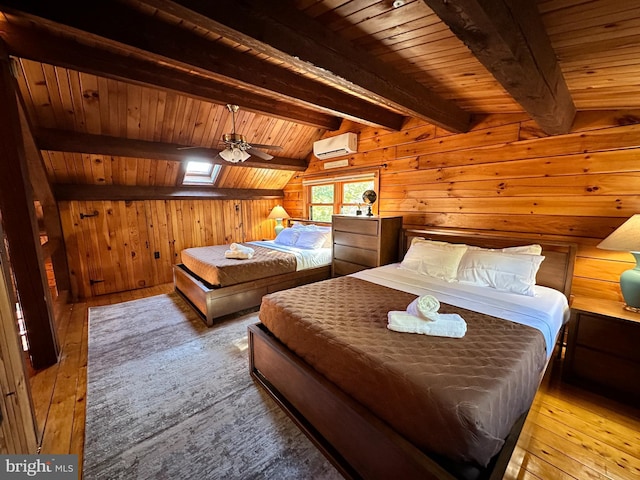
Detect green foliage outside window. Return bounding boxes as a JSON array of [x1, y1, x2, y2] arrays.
[[309, 184, 335, 221], [311, 184, 334, 203], [309, 205, 334, 222], [343, 181, 373, 204]]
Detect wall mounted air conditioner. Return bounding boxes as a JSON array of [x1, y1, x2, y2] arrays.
[[313, 132, 358, 160]]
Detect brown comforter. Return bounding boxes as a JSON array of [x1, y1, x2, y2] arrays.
[[181, 244, 296, 287], [258, 276, 547, 467]]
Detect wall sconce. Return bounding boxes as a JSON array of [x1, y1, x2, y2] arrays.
[[598, 214, 640, 312], [267, 205, 290, 236]]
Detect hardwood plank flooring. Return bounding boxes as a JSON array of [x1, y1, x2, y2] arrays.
[[29, 284, 640, 479]]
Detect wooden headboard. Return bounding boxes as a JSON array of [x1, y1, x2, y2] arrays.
[[286, 218, 331, 228], [403, 228, 577, 299]]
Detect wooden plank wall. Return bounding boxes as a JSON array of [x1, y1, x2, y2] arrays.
[[59, 198, 279, 298], [285, 111, 640, 302], [0, 250, 38, 454]]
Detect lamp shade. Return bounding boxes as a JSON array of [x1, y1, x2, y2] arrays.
[[598, 214, 640, 311], [267, 205, 290, 220], [267, 205, 290, 236], [598, 215, 640, 251]]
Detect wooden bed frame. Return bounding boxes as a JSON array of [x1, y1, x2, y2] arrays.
[[174, 263, 330, 326], [248, 227, 577, 480]]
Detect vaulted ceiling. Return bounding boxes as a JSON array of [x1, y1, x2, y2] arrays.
[[1, 0, 639, 194]]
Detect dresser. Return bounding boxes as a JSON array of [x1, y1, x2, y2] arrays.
[[331, 215, 403, 276], [563, 296, 640, 405]]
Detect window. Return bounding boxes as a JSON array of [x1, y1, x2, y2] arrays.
[[341, 180, 374, 215], [309, 184, 335, 222], [182, 160, 221, 185], [304, 173, 377, 221]]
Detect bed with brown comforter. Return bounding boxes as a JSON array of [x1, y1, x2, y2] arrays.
[[174, 238, 331, 326], [248, 228, 576, 480], [258, 275, 546, 468], [181, 244, 297, 287]]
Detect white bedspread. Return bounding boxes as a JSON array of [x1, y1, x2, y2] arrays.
[[352, 264, 569, 358], [249, 241, 332, 271]]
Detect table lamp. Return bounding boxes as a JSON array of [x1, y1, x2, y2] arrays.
[[597, 214, 640, 312], [267, 205, 290, 236]]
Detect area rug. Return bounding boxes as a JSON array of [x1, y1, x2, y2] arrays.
[[84, 293, 341, 479]]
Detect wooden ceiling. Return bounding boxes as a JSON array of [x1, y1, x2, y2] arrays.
[[0, 0, 639, 194]]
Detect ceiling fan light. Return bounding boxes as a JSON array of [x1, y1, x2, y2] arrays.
[[220, 147, 250, 163], [236, 148, 251, 162], [219, 148, 233, 162]]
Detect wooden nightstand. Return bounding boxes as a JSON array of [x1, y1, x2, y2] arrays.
[[563, 296, 640, 404], [331, 215, 402, 276]]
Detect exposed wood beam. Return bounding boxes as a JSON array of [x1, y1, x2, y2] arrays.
[[137, 0, 471, 133], [34, 128, 308, 172], [0, 43, 58, 369], [0, 20, 338, 130], [421, 0, 575, 135], [53, 184, 284, 201], [0, 2, 405, 131], [17, 96, 71, 293]]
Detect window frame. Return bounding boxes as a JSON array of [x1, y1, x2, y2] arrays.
[[181, 160, 221, 186], [303, 171, 379, 222]]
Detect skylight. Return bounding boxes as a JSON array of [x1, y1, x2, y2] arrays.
[[183, 160, 221, 185], [187, 161, 213, 175]]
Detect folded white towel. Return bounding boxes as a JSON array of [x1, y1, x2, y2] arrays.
[[407, 295, 440, 320], [229, 243, 255, 255], [417, 294, 440, 319], [224, 249, 253, 259], [387, 311, 467, 338]]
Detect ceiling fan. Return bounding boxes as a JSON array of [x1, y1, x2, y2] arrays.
[[177, 104, 283, 162], [216, 104, 283, 163]]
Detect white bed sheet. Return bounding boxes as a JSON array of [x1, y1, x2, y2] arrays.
[[249, 240, 332, 271], [352, 264, 569, 358]]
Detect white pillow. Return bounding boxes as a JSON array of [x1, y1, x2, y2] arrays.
[[457, 250, 545, 296], [311, 226, 332, 247], [295, 230, 330, 249], [290, 224, 332, 247], [399, 239, 468, 282], [274, 228, 299, 246]]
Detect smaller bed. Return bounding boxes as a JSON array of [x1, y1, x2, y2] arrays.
[[174, 222, 332, 326]]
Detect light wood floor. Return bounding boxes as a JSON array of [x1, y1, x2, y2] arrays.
[[30, 284, 640, 479]]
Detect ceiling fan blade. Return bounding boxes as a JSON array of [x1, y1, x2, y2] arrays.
[[248, 143, 283, 151], [246, 147, 273, 160]]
